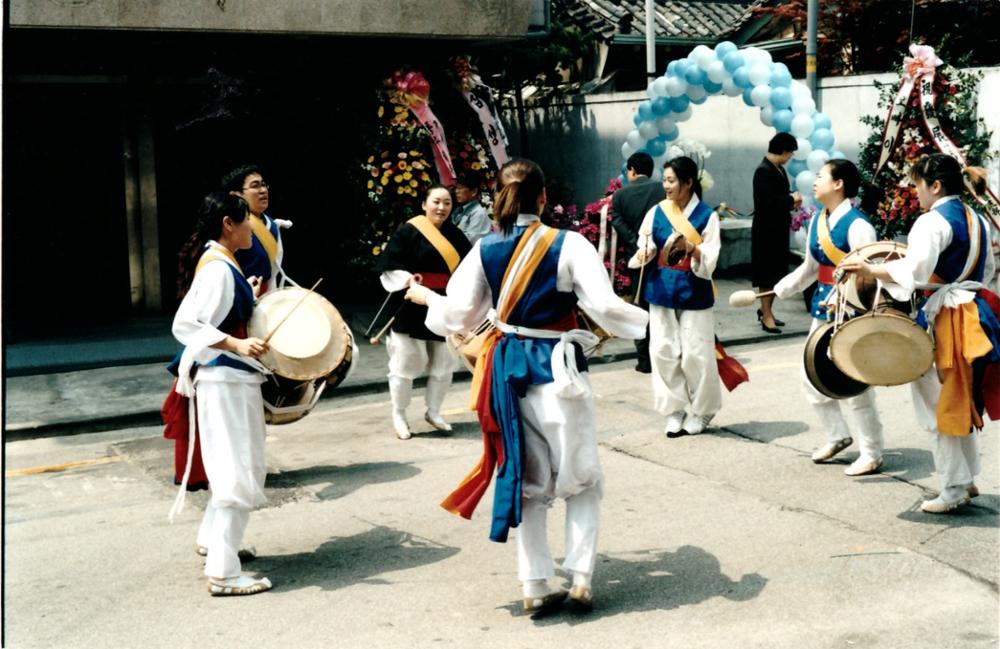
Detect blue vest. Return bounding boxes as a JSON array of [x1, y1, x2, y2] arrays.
[[168, 259, 257, 376], [235, 215, 279, 282], [643, 200, 715, 310], [807, 207, 870, 320], [932, 198, 988, 283]]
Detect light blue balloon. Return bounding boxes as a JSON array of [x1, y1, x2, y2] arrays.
[[618, 173, 628, 186], [684, 66, 707, 86], [773, 108, 794, 133], [830, 150, 847, 160], [651, 96, 671, 117], [788, 159, 807, 177], [770, 63, 792, 88], [715, 41, 738, 59], [812, 112, 832, 130], [647, 138, 667, 157], [661, 127, 679, 142], [733, 66, 752, 89], [633, 113, 644, 127], [638, 101, 654, 121], [770, 86, 792, 109], [741, 86, 754, 107], [690, 94, 708, 105], [674, 59, 691, 77], [669, 95, 690, 112], [666, 60, 679, 77], [704, 80, 723, 94], [810, 127, 835, 151], [723, 51, 744, 74]]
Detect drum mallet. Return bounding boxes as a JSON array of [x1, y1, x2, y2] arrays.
[[264, 278, 323, 343], [369, 274, 423, 346], [728, 289, 775, 308], [633, 227, 652, 305]]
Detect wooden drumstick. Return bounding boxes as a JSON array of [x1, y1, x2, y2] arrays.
[[728, 289, 776, 308], [633, 227, 652, 305], [369, 317, 395, 346], [264, 278, 323, 343]]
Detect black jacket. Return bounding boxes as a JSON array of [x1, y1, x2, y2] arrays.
[[610, 175, 666, 256]]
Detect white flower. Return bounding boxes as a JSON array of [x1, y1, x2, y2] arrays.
[[699, 170, 715, 193]]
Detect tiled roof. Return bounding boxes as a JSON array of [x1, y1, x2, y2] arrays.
[[553, 0, 765, 43]]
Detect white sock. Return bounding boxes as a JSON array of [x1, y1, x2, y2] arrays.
[[572, 571, 591, 589]]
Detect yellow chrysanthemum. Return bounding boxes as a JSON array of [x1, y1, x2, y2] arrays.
[[372, 246, 381, 255], [377, 106, 384, 118], [367, 155, 374, 163], [380, 177, 389, 186], [403, 172, 412, 180], [409, 180, 418, 187], [367, 180, 374, 189]]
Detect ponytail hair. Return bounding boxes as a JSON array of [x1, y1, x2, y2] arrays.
[[664, 155, 703, 199], [910, 153, 988, 197], [493, 158, 546, 234], [177, 192, 249, 299]]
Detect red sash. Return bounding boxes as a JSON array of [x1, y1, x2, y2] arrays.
[[817, 264, 836, 285]]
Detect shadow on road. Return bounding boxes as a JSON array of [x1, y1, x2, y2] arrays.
[[502, 544, 768, 625], [897, 500, 999, 527], [266, 461, 421, 500], [721, 420, 809, 443], [254, 525, 459, 592]]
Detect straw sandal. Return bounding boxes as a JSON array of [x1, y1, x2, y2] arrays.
[[207, 575, 272, 596]]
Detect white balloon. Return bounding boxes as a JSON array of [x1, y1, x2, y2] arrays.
[[652, 76, 670, 97], [707, 60, 727, 84], [792, 96, 816, 115], [674, 106, 693, 122], [760, 105, 775, 127], [790, 114, 814, 138], [807, 149, 831, 173], [795, 170, 816, 196], [666, 76, 688, 97], [793, 138, 812, 160], [693, 45, 715, 70], [639, 121, 659, 140], [687, 85, 707, 101], [722, 77, 742, 97], [749, 63, 771, 87], [750, 84, 771, 107], [626, 129, 644, 149], [621, 142, 636, 159], [790, 81, 811, 99], [646, 84, 658, 100], [656, 116, 676, 133]]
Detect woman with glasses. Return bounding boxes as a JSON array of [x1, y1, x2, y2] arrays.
[[221, 164, 294, 294]]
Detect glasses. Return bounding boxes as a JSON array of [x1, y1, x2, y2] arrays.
[[242, 181, 269, 191]]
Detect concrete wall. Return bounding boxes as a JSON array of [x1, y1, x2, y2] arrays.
[[507, 67, 1000, 215], [9, 0, 533, 38]]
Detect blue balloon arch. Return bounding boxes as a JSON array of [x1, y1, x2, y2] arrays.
[[621, 42, 847, 203]]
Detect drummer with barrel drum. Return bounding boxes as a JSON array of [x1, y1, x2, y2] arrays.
[[840, 154, 1000, 513], [772, 159, 886, 476]]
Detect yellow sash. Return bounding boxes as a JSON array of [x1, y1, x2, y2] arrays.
[[250, 215, 279, 265], [466, 222, 559, 409], [816, 209, 847, 266], [195, 246, 244, 277], [408, 215, 461, 273], [659, 199, 703, 245]]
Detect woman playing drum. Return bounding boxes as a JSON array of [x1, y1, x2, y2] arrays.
[[171, 193, 273, 595], [377, 184, 472, 439], [773, 159, 886, 475], [841, 154, 999, 512], [405, 158, 647, 614], [630, 156, 722, 437]]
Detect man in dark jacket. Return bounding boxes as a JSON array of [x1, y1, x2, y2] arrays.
[[611, 152, 665, 373]]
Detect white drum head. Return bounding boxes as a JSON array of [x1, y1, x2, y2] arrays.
[[259, 293, 332, 359], [829, 313, 933, 386]]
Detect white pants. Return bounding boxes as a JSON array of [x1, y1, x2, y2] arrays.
[[648, 305, 722, 418], [193, 374, 267, 579], [802, 318, 884, 457], [386, 332, 456, 413], [911, 368, 982, 495], [515, 379, 603, 582]]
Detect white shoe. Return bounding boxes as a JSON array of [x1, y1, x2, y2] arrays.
[[392, 409, 411, 440], [920, 494, 970, 513], [844, 455, 882, 476], [682, 413, 713, 435], [424, 411, 452, 432], [664, 411, 685, 436], [811, 437, 853, 463], [207, 575, 272, 596]]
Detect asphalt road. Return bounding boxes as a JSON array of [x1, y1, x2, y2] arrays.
[[4, 338, 998, 649]]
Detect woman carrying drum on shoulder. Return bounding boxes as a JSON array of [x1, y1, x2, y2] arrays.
[[773, 159, 885, 475], [171, 192, 273, 596], [405, 158, 647, 614], [377, 184, 472, 439], [630, 156, 721, 438], [840, 154, 999, 513]]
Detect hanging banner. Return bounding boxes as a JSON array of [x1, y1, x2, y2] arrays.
[[450, 57, 510, 170], [390, 70, 456, 187]]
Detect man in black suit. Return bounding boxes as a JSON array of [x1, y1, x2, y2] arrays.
[[611, 152, 665, 373]]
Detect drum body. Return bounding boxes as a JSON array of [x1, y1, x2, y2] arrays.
[[803, 322, 868, 399], [836, 241, 911, 313], [249, 287, 353, 424], [829, 313, 933, 386]]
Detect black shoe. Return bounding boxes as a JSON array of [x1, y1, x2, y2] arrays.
[[757, 309, 785, 328], [635, 363, 652, 374], [760, 322, 782, 334], [666, 429, 690, 438]]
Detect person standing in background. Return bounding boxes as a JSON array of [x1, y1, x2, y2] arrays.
[[452, 171, 493, 245]]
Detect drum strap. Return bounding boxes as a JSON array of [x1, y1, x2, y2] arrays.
[[816, 209, 847, 266], [408, 215, 461, 273], [250, 215, 279, 265]]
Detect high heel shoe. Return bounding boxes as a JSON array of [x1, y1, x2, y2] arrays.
[[760, 322, 782, 334], [757, 309, 785, 328]]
